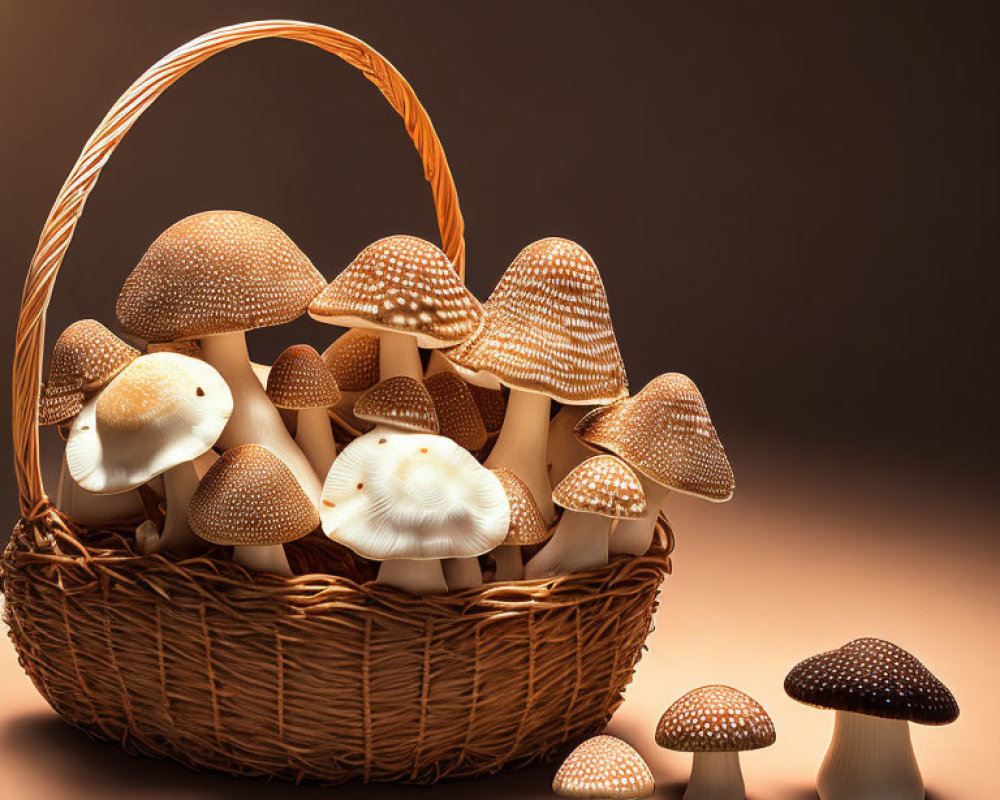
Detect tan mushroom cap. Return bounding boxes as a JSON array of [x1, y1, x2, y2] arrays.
[[354, 376, 439, 434], [444, 238, 628, 404], [188, 445, 319, 547], [43, 319, 139, 397], [321, 329, 380, 392], [656, 685, 776, 753], [308, 235, 483, 347], [553, 455, 647, 519], [576, 373, 735, 502], [425, 371, 488, 451], [552, 735, 654, 799], [39, 387, 85, 426], [468, 384, 506, 435], [266, 345, 341, 410], [116, 210, 326, 342], [492, 468, 550, 546]]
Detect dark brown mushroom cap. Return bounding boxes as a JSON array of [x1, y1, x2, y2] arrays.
[[353, 376, 439, 434], [43, 319, 139, 396], [784, 638, 959, 725], [552, 735, 654, 799], [321, 329, 380, 392], [576, 373, 734, 502], [425, 371, 487, 451], [308, 235, 483, 347], [116, 211, 326, 342], [188, 445, 319, 547], [444, 238, 628, 404], [492, 468, 550, 546], [468, 384, 506, 435], [656, 685, 776, 752], [553, 455, 647, 519], [266, 345, 341, 410]]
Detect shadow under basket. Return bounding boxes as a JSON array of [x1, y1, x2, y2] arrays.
[[1, 510, 672, 784]]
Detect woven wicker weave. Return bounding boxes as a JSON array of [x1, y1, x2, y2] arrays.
[[1, 21, 672, 784]]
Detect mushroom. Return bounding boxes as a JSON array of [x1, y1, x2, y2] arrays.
[[115, 210, 326, 502], [322, 328, 380, 431], [424, 371, 487, 451], [489, 467, 550, 581], [308, 235, 483, 382], [784, 637, 959, 800], [66, 353, 233, 555], [524, 455, 646, 578], [320, 429, 509, 594], [547, 404, 597, 486], [188, 444, 319, 576], [656, 685, 776, 800], [353, 376, 440, 435], [265, 345, 341, 480], [445, 238, 628, 525], [575, 373, 734, 556], [552, 735, 654, 799]]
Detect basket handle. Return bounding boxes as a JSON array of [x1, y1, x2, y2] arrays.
[[12, 20, 466, 519]]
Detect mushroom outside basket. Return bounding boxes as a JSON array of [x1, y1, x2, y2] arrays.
[[1, 21, 672, 785]]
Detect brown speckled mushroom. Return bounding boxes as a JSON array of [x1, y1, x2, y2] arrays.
[[188, 444, 319, 576], [322, 328, 380, 430], [552, 735, 654, 799], [489, 467, 550, 581], [656, 685, 776, 800], [784, 638, 959, 800], [445, 238, 628, 525], [353, 376, 439, 435], [115, 210, 326, 503], [576, 373, 734, 556], [266, 345, 341, 480], [424, 371, 487, 451], [309, 235, 482, 382], [525, 455, 645, 578]]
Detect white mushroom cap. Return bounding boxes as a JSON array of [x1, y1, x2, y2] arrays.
[[320, 429, 510, 560], [66, 353, 233, 493]]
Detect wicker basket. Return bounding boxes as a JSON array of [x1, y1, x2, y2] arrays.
[[1, 21, 673, 785]]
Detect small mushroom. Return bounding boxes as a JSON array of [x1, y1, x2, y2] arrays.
[[116, 210, 327, 502], [309, 235, 483, 382], [468, 383, 507, 439], [424, 371, 487, 451], [524, 455, 645, 578], [445, 238, 628, 525], [188, 444, 319, 576], [656, 685, 775, 800], [552, 735, 654, 799], [320, 429, 509, 594], [266, 345, 341, 480], [784, 638, 958, 800], [322, 328, 380, 430], [66, 353, 233, 555], [353, 376, 439, 434], [576, 373, 734, 556], [489, 467, 550, 581]]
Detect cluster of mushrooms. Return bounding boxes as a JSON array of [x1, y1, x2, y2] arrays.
[[552, 638, 958, 800], [41, 209, 735, 594]]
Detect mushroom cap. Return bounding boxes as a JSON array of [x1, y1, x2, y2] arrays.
[[444, 238, 628, 404], [468, 384, 507, 435], [784, 637, 959, 725], [147, 339, 203, 358], [321, 329, 380, 392], [552, 735, 654, 799], [553, 455, 647, 519], [188, 444, 319, 547], [66, 353, 233, 493], [492, 468, 550, 545], [655, 685, 776, 752], [425, 371, 488, 451], [39, 387, 85, 427], [320, 429, 510, 560], [116, 211, 326, 342], [266, 345, 341, 410], [308, 235, 483, 347], [575, 373, 734, 502], [43, 319, 139, 396], [354, 376, 439, 434]]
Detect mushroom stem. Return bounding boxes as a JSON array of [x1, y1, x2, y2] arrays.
[[199, 332, 321, 502], [377, 559, 448, 594], [233, 544, 292, 577], [817, 711, 923, 800], [546, 405, 594, 486], [55, 451, 145, 525], [486, 389, 555, 523], [137, 460, 204, 556], [442, 557, 483, 590], [493, 545, 524, 581], [524, 510, 608, 578], [424, 349, 453, 378], [684, 751, 745, 800], [610, 476, 669, 555], [295, 407, 337, 481], [378, 330, 423, 381]]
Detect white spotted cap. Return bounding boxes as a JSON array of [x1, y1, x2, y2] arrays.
[[656, 685, 776, 752], [425, 371, 487, 451], [266, 345, 341, 410], [552, 735, 654, 799], [553, 455, 647, 519], [492, 468, 550, 546], [354, 376, 439, 434], [321, 329, 380, 392]]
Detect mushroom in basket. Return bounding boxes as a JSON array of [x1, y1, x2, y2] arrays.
[[65, 352, 233, 555], [488, 467, 550, 581], [322, 328, 380, 432], [575, 373, 734, 556], [115, 210, 327, 502]]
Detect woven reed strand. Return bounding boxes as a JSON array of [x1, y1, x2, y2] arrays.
[[1, 510, 671, 784]]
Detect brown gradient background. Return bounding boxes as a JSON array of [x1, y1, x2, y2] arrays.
[[0, 1, 997, 798]]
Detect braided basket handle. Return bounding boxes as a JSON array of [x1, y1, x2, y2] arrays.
[[12, 20, 465, 518]]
